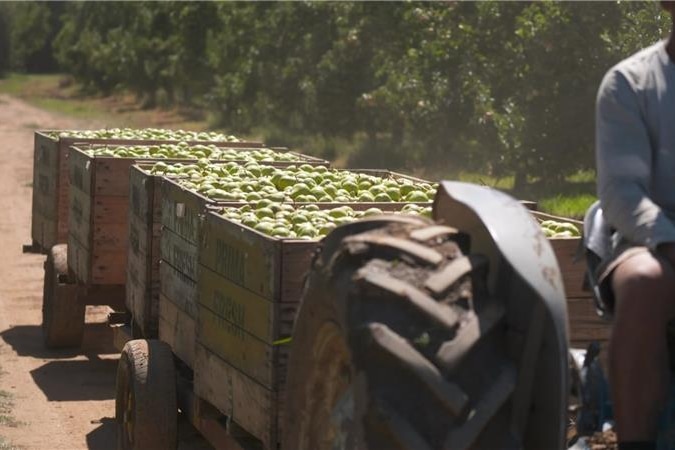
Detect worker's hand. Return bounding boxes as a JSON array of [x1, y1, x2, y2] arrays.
[[657, 242, 675, 269]]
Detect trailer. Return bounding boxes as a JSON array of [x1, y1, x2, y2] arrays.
[[34, 134, 329, 349]]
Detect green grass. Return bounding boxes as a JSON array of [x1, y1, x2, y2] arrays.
[[0, 437, 18, 450], [0, 362, 19, 449], [455, 172, 515, 191], [537, 194, 597, 220], [0, 390, 19, 428]]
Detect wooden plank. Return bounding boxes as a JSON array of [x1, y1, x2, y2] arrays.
[[93, 196, 129, 223], [161, 227, 199, 282], [159, 293, 196, 368], [161, 178, 214, 244], [91, 250, 126, 285], [200, 212, 280, 301], [30, 210, 58, 253], [126, 245, 159, 337], [68, 147, 93, 194], [198, 264, 275, 342], [67, 234, 90, 284], [68, 184, 92, 250], [549, 238, 586, 298], [566, 294, 610, 373], [160, 259, 198, 319], [31, 132, 58, 216], [198, 305, 274, 388], [92, 222, 128, 252], [194, 344, 276, 449], [129, 165, 156, 225], [279, 241, 317, 303], [94, 157, 140, 195]]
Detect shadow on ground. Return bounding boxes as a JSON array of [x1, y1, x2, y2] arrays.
[[86, 416, 116, 450], [29, 358, 117, 401], [0, 322, 119, 360]]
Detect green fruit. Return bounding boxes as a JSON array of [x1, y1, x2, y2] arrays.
[[358, 191, 375, 202], [400, 184, 416, 196], [254, 222, 274, 234], [256, 207, 275, 219], [374, 192, 392, 202], [341, 180, 358, 195], [386, 188, 401, 201], [319, 222, 337, 236], [404, 191, 429, 202], [363, 207, 383, 216]]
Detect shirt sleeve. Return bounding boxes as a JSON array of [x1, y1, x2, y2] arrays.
[[596, 68, 675, 250]]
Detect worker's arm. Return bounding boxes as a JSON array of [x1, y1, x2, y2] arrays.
[[596, 69, 675, 252]]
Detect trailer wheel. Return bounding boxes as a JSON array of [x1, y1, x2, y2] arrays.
[[284, 218, 517, 450], [42, 244, 84, 348], [116, 339, 177, 450]]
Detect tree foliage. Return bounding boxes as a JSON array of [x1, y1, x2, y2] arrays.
[[3, 1, 671, 182]]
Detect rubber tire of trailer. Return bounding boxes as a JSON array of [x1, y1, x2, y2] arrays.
[[42, 244, 85, 348], [116, 339, 177, 450], [283, 215, 518, 450]]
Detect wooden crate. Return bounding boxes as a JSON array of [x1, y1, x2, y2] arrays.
[[531, 211, 610, 353], [158, 168, 433, 352], [194, 198, 433, 447], [158, 178, 224, 369], [67, 147, 132, 286], [30, 130, 264, 253], [128, 150, 329, 338]]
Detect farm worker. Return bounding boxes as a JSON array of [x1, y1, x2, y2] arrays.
[[595, 2, 675, 449]]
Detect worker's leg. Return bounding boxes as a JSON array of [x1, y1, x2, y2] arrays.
[[610, 251, 675, 443]]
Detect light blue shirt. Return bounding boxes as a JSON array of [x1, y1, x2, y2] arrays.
[[596, 40, 675, 251]]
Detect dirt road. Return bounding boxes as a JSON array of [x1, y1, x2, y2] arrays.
[[0, 95, 208, 449]]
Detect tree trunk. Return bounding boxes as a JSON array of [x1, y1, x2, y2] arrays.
[[514, 171, 528, 191]]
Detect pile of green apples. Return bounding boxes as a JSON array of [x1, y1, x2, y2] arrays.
[[163, 162, 436, 203], [85, 142, 305, 162], [45, 127, 239, 142], [540, 220, 581, 238], [221, 203, 432, 239]]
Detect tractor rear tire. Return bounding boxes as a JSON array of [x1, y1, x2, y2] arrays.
[[283, 217, 518, 450], [116, 339, 177, 450], [42, 244, 84, 348]]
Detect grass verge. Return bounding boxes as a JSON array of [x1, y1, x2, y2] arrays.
[[0, 73, 210, 131], [0, 361, 19, 449]]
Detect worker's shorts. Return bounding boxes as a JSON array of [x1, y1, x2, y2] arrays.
[[597, 242, 654, 314]]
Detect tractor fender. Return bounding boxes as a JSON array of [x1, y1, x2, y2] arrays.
[[433, 181, 569, 449]]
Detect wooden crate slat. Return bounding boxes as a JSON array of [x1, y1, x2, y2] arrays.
[[92, 196, 129, 224], [279, 241, 317, 303], [194, 344, 276, 449], [200, 212, 281, 301], [159, 294, 196, 368], [161, 178, 211, 244], [198, 264, 275, 342], [68, 185, 91, 251], [91, 250, 126, 285], [161, 225, 199, 282], [67, 234, 90, 284], [160, 259, 198, 319], [92, 222, 128, 252], [30, 211, 57, 252], [94, 158, 143, 196], [31, 132, 59, 249], [198, 304, 274, 388], [548, 237, 586, 298]]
